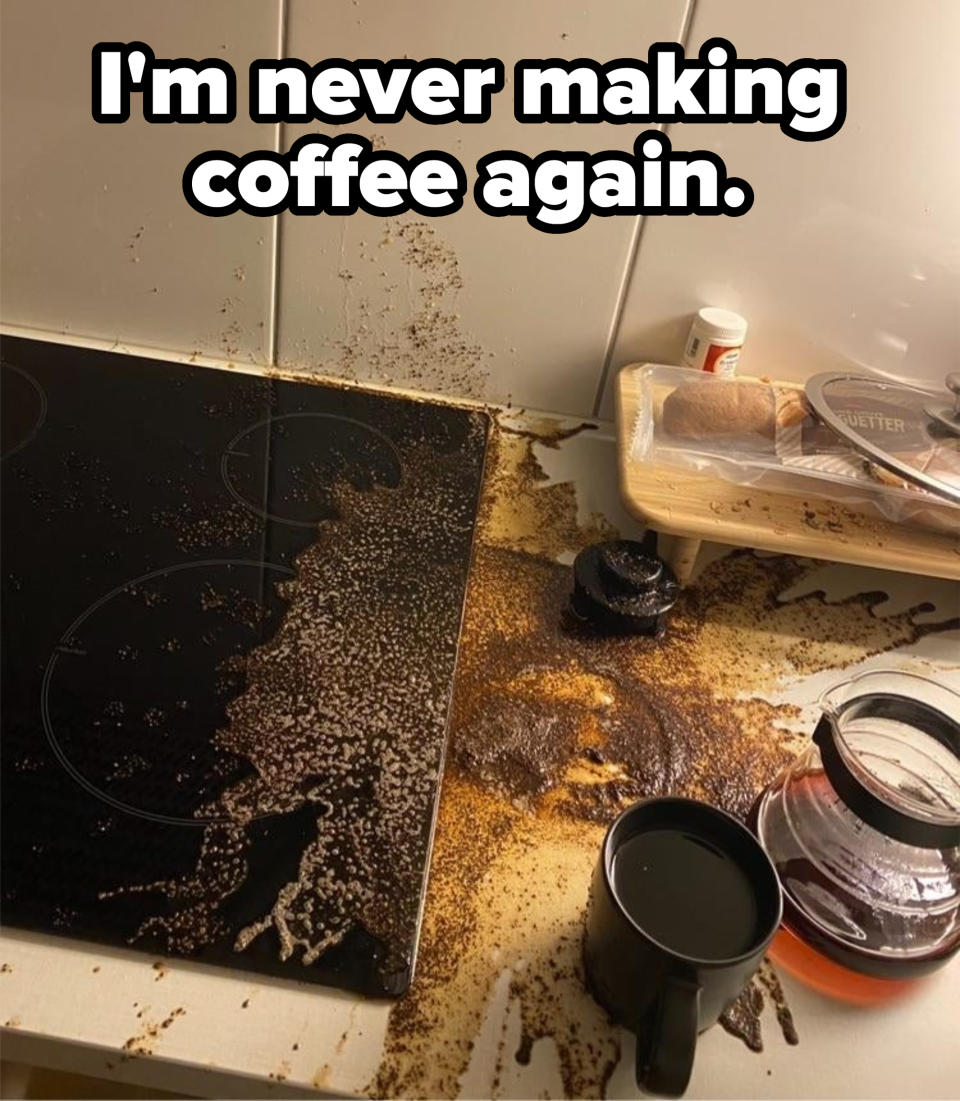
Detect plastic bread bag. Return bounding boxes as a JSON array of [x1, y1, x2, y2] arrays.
[[630, 365, 960, 531]]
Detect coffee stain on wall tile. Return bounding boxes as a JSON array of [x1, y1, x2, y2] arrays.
[[285, 216, 492, 400]]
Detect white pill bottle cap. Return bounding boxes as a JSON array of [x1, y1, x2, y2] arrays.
[[694, 307, 748, 343]]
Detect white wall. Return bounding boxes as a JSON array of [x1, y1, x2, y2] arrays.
[[599, 0, 960, 416], [1, 0, 281, 363], [2, 0, 957, 418]]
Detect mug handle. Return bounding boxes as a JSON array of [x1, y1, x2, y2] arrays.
[[637, 976, 701, 1097]]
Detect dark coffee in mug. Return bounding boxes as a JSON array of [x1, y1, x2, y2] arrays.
[[611, 828, 762, 960], [584, 798, 783, 1097]]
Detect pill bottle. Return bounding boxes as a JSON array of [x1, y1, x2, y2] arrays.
[[681, 307, 748, 376]]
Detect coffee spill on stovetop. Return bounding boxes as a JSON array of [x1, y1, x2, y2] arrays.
[[101, 418, 486, 986], [369, 415, 950, 1099]]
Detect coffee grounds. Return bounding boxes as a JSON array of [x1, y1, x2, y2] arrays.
[[102, 419, 487, 990], [369, 414, 950, 1098]]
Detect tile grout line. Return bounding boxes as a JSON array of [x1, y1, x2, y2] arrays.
[[260, 0, 289, 582], [590, 0, 700, 417], [266, 0, 289, 369]]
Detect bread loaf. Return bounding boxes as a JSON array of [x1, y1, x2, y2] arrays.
[[661, 379, 808, 441]]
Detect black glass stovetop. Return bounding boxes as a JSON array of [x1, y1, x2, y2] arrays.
[[0, 335, 488, 996]]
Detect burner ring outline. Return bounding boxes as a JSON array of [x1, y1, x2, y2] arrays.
[[40, 558, 295, 828], [220, 411, 404, 527], [1, 363, 48, 460]]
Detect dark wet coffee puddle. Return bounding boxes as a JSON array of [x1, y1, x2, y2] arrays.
[[451, 545, 796, 821]]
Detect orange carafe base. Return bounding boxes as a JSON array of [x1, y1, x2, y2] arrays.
[[769, 924, 924, 1007]]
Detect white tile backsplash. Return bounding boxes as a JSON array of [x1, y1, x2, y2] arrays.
[[0, 0, 281, 363], [599, 0, 960, 416], [2, 0, 957, 420], [273, 0, 689, 415]]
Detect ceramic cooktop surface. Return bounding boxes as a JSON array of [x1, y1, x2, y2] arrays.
[[1, 335, 488, 996]]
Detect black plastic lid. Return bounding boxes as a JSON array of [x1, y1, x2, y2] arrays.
[[571, 538, 678, 636]]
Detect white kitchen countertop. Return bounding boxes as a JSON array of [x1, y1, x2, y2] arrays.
[[2, 330, 959, 1099]]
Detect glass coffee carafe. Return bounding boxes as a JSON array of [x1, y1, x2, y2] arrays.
[[753, 670, 960, 1004]]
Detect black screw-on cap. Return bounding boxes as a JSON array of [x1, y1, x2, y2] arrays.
[[571, 539, 678, 635]]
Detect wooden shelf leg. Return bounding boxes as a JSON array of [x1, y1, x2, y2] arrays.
[[658, 534, 703, 587]]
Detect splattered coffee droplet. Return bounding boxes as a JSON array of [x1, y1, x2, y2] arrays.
[[720, 979, 765, 1052], [515, 1034, 533, 1066], [721, 962, 800, 1052], [758, 960, 799, 1045]]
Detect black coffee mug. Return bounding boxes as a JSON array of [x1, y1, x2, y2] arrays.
[[583, 797, 783, 1097]]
